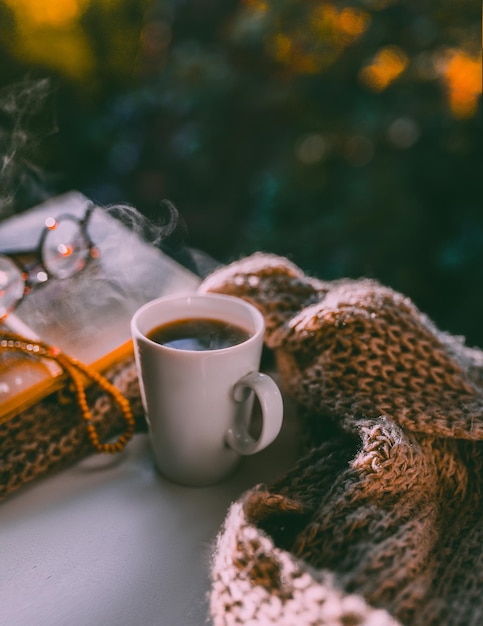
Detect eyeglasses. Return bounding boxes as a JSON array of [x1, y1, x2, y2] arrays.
[[0, 204, 99, 320]]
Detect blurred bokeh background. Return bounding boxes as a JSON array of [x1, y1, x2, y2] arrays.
[[0, 0, 481, 344]]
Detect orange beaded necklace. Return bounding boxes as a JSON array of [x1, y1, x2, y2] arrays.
[[1, 332, 135, 454]]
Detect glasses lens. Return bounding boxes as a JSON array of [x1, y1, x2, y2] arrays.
[[0, 255, 25, 318], [41, 217, 90, 279]]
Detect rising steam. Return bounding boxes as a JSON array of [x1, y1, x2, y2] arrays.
[[0, 77, 215, 278], [0, 78, 55, 219], [105, 198, 184, 249]]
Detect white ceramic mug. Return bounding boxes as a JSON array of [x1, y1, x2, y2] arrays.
[[131, 293, 283, 486]]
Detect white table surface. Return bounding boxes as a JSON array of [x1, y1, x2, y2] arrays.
[[0, 392, 300, 626]]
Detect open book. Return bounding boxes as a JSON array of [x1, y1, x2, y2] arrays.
[[0, 192, 200, 422]]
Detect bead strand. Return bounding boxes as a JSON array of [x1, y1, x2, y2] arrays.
[[1, 332, 135, 454]]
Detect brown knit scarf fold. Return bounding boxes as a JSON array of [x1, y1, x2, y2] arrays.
[[199, 252, 483, 626]]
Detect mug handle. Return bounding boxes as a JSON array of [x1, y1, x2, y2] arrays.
[[225, 371, 283, 455]]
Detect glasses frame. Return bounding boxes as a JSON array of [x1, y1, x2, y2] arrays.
[[0, 203, 98, 319]]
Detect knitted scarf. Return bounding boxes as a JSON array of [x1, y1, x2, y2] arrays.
[[199, 252, 483, 626]]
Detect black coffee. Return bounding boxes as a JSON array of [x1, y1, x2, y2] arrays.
[[147, 317, 252, 351]]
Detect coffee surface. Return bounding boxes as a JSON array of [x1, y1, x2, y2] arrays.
[[147, 317, 251, 351]]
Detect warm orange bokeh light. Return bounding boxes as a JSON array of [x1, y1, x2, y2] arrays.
[[339, 7, 371, 38], [359, 45, 409, 91], [58, 244, 73, 258], [45, 217, 57, 230], [3, 0, 86, 26], [2, 0, 94, 81], [441, 50, 482, 118], [266, 2, 370, 75], [311, 4, 371, 44]]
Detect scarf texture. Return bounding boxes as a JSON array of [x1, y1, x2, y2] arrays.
[[199, 252, 483, 626]]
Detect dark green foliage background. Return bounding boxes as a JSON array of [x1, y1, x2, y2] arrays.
[[0, 0, 481, 345]]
